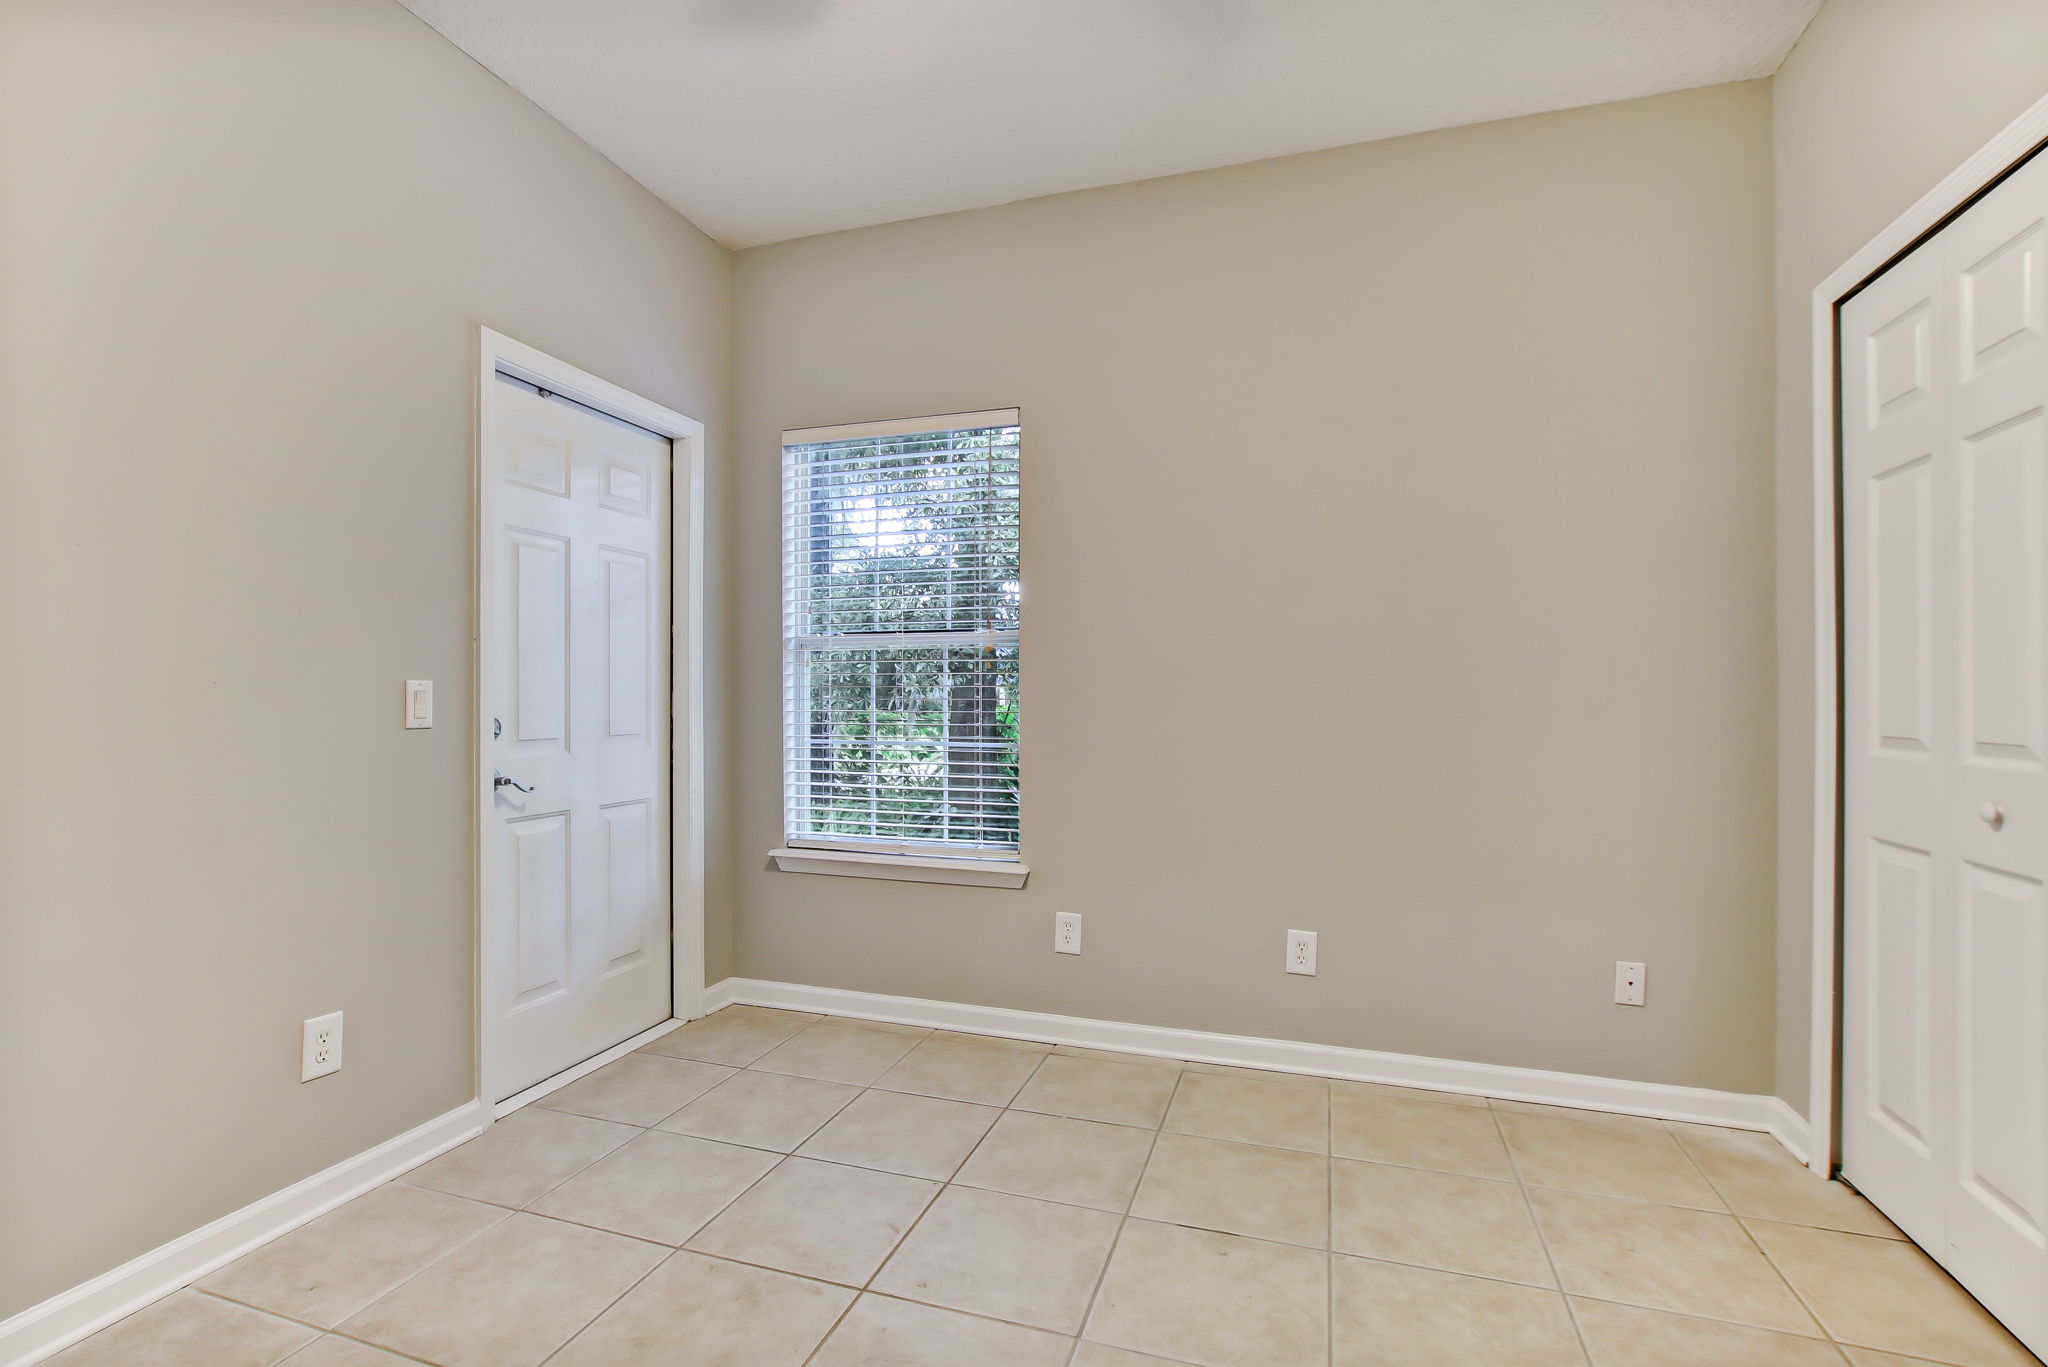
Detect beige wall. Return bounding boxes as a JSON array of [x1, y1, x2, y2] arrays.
[[732, 83, 1779, 1096], [1770, 0, 2048, 1118], [19, 0, 2037, 1319], [0, 0, 729, 1317]]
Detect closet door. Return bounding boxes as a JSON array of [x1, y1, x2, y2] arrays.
[[1841, 147, 2048, 1358]]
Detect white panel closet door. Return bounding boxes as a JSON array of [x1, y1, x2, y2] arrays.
[[481, 375, 671, 1103], [1842, 148, 2048, 1358]]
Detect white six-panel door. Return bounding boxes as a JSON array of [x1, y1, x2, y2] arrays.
[[481, 373, 672, 1104], [1842, 147, 2048, 1356]]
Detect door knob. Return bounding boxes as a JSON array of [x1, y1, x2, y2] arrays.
[[1980, 801, 2005, 830], [494, 770, 536, 794]]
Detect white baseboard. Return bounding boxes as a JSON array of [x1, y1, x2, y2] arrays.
[[1765, 1095, 1817, 1169], [0, 1101, 484, 1367], [702, 976, 740, 1014], [717, 977, 1789, 1135]]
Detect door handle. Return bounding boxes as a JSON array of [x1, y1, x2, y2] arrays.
[[1980, 801, 2005, 831], [494, 770, 536, 794]]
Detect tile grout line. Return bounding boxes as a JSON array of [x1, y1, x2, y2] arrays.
[[107, 1006, 1970, 1367], [786, 1240, 865, 1367], [1491, 1103, 1595, 1367], [187, 1183, 520, 1324], [840, 1287, 1100, 1349], [740, 1032, 893, 1367], [363, 1012, 848, 1367], [285, 1120, 668, 1366], [655, 1026, 871, 1145], [1327, 1250, 1682, 1300], [271, 1026, 1513, 1363], [546, 1042, 1223, 1360], [1561, 1293, 1873, 1354], [184, 1288, 445, 1367], [864, 1041, 1053, 1256], [1664, 1124, 1853, 1358], [1060, 1056, 1188, 1366], [795, 1043, 1062, 1365], [466, 1039, 825, 1367], [615, 1021, 877, 1367], [564, 1013, 2028, 1365], [524, 1146, 797, 1364], [58, 1013, 1037, 1366], [1648, 1121, 1734, 1217], [207, 1225, 1913, 1367], [521, 1236, 672, 1367], [468, 1221, 663, 1367], [788, 1036, 1054, 1364], [1326, 1075, 1336, 1367], [1511, 1108, 1883, 1358]]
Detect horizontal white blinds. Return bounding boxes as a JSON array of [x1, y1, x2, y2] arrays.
[[783, 414, 1021, 855]]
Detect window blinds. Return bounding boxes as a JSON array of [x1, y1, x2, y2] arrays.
[[783, 410, 1021, 856]]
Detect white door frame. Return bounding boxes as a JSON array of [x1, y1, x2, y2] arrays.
[[1806, 93, 2048, 1176], [473, 326, 708, 1116]]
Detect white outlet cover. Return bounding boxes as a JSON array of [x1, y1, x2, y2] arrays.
[[302, 1010, 344, 1081], [1614, 961, 1647, 1007], [1054, 912, 1082, 955], [1286, 929, 1317, 976]]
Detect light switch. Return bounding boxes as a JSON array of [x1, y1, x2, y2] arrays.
[[405, 680, 433, 729]]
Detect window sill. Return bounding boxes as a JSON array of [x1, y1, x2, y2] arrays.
[[768, 847, 1030, 889]]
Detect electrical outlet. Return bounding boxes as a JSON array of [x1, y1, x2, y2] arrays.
[[302, 1011, 344, 1081], [1286, 929, 1318, 976], [1614, 961, 1647, 1007], [1054, 912, 1082, 955]]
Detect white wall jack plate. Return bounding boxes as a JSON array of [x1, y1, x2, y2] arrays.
[[1053, 912, 1082, 955], [1286, 929, 1318, 975], [1614, 961, 1647, 1007], [302, 1011, 344, 1081], [404, 679, 433, 729]]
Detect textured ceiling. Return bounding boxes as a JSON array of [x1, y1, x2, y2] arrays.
[[399, 0, 1820, 248]]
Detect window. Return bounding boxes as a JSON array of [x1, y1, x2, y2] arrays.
[[775, 410, 1024, 885]]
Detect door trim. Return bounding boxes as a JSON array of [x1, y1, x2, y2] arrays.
[[473, 327, 708, 1112], [1807, 91, 2048, 1177]]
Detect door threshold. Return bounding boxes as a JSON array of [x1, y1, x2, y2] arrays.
[[491, 1017, 681, 1119]]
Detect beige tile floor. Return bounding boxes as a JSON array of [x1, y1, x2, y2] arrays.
[[50, 1006, 2044, 1367]]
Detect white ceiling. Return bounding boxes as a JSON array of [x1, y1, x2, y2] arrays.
[[400, 0, 1820, 248]]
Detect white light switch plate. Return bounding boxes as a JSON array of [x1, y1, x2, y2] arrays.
[[404, 680, 433, 729]]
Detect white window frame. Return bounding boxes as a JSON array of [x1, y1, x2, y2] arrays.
[[769, 408, 1029, 888]]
